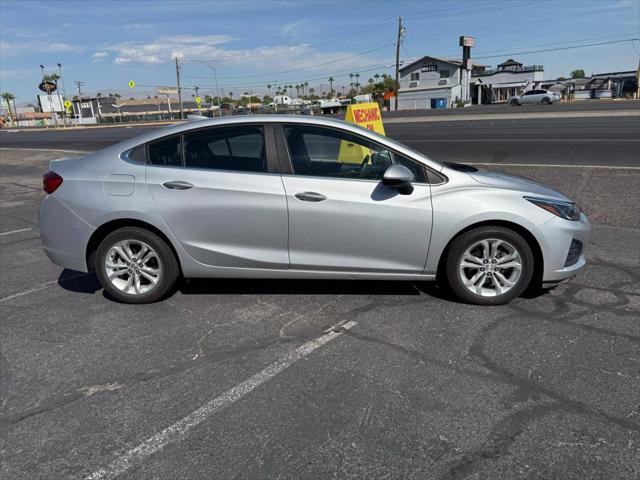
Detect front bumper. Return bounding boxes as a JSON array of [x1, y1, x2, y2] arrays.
[[39, 195, 94, 272], [538, 212, 591, 284]]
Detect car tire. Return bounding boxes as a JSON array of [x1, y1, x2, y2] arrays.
[[445, 226, 534, 305], [541, 97, 551, 105], [510, 99, 520, 106], [95, 227, 179, 304]]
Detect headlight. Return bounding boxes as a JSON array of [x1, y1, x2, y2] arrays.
[[524, 196, 581, 221]]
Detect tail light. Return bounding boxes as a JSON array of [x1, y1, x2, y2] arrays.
[[43, 171, 63, 194]]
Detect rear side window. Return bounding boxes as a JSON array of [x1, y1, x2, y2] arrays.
[[183, 125, 267, 173], [126, 144, 146, 164], [148, 136, 182, 167]]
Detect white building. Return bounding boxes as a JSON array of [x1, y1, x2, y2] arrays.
[[396, 56, 464, 110], [471, 59, 545, 104], [396, 56, 545, 109]]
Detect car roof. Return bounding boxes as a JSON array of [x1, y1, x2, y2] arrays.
[[110, 114, 444, 171]]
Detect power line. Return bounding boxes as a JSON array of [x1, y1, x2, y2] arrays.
[[183, 43, 394, 80], [473, 38, 639, 60]]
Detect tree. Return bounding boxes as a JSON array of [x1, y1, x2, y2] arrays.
[[1, 92, 15, 125], [114, 93, 121, 99], [267, 84, 272, 98], [262, 95, 273, 104], [303, 81, 309, 97], [571, 69, 586, 79], [96, 92, 103, 98], [43, 73, 60, 82], [228, 91, 234, 100], [328, 77, 335, 96]]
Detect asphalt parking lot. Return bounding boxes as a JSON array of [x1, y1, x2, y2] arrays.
[[1, 140, 639, 478]]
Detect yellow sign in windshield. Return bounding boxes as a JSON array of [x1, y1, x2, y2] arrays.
[[339, 102, 385, 164]]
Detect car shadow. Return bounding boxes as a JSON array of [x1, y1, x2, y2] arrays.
[[57, 268, 461, 301]]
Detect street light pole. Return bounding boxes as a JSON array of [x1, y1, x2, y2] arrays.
[[175, 57, 184, 120], [188, 60, 222, 117]]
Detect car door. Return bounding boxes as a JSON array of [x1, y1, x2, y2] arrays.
[[278, 123, 432, 274], [520, 90, 535, 104], [145, 124, 289, 269]]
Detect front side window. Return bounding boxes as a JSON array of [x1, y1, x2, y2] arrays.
[[284, 125, 392, 180], [394, 154, 427, 183], [410, 72, 420, 81], [183, 125, 267, 173], [148, 135, 182, 167], [440, 69, 450, 79]]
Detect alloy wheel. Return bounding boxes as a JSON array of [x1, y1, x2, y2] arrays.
[[458, 238, 522, 297], [104, 239, 162, 295]]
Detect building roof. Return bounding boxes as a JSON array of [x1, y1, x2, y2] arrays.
[[498, 58, 523, 67], [399, 55, 462, 75]]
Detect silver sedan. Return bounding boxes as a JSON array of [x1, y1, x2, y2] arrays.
[[39, 115, 590, 305]]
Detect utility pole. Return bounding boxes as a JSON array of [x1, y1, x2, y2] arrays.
[[394, 16, 404, 111], [74, 80, 85, 124], [175, 57, 184, 120]]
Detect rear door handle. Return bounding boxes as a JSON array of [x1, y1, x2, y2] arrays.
[[162, 181, 193, 190], [295, 191, 327, 202]]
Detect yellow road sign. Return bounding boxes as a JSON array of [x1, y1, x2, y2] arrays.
[[195, 96, 202, 104], [339, 102, 385, 163], [128, 80, 136, 89], [63, 100, 72, 108]]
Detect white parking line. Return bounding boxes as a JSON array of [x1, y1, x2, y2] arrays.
[[0, 280, 59, 302], [85, 320, 358, 480], [0, 227, 32, 236], [466, 162, 640, 170]]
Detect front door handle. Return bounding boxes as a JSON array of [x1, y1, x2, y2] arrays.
[[163, 181, 194, 190], [295, 191, 327, 202]]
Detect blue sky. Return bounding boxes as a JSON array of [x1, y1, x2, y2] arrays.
[[1, 0, 638, 104]]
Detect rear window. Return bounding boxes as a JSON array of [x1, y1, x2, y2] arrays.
[[148, 136, 182, 167], [183, 126, 267, 173]]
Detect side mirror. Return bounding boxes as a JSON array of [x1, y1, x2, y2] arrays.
[[382, 164, 414, 195]]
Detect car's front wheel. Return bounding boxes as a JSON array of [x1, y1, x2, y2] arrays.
[[95, 227, 179, 303], [541, 97, 551, 105], [445, 226, 534, 305]]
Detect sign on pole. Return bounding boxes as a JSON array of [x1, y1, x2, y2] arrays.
[[128, 80, 136, 89], [63, 100, 72, 108], [156, 87, 178, 95]]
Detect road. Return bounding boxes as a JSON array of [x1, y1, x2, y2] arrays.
[[2, 113, 639, 167], [1, 147, 639, 479]]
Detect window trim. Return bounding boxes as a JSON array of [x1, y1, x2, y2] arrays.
[[278, 123, 440, 185]]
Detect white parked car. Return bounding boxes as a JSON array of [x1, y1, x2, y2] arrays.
[[509, 89, 560, 106]]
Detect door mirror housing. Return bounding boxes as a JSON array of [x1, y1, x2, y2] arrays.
[[382, 164, 414, 194]]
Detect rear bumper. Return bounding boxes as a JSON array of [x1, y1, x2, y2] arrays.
[[539, 212, 591, 284], [39, 195, 94, 272]]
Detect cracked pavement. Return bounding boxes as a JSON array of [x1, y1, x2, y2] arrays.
[[0, 149, 638, 479]]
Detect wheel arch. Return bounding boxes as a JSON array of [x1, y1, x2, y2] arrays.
[[436, 219, 544, 289], [86, 218, 182, 274]]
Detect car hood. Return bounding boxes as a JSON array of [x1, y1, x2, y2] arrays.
[[467, 168, 572, 202]]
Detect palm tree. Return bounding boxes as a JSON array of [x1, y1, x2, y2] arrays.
[[328, 77, 335, 96], [374, 74, 380, 82], [228, 91, 234, 100], [355, 73, 361, 90], [267, 84, 272, 98], [368, 78, 374, 86], [303, 81, 309, 97], [1, 92, 15, 125], [43, 73, 60, 82], [309, 87, 315, 97]]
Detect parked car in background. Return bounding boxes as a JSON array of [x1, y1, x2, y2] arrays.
[[509, 89, 560, 105], [39, 115, 590, 305]]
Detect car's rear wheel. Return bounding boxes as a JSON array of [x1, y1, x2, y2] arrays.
[[445, 226, 534, 305], [510, 99, 520, 106], [95, 227, 179, 303]]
